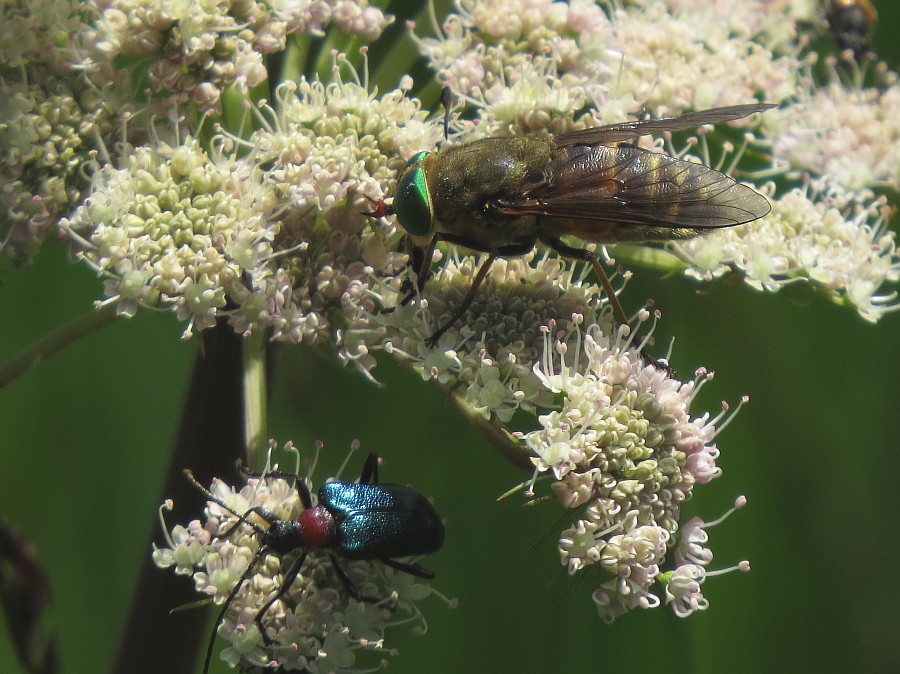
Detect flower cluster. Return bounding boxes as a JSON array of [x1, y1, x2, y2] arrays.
[[519, 316, 748, 621], [153, 444, 442, 672], [373, 249, 615, 420], [767, 58, 900, 191], [674, 177, 898, 322], [83, 0, 393, 112], [0, 0, 118, 264], [412, 0, 801, 136], [629, 0, 817, 53], [62, 136, 277, 337], [63, 57, 444, 345], [662, 498, 750, 618]]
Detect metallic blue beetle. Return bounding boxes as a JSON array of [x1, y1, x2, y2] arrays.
[[184, 452, 444, 674]]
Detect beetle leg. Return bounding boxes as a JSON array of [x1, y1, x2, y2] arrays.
[[381, 558, 435, 579], [329, 554, 378, 603], [295, 478, 315, 510], [358, 452, 379, 485], [202, 546, 269, 674], [254, 551, 309, 645], [539, 235, 674, 376]]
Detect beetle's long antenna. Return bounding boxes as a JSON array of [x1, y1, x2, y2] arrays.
[[236, 462, 304, 483], [219, 505, 282, 540], [184, 469, 270, 538]]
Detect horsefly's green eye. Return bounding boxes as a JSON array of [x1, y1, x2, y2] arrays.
[[400, 151, 428, 173], [393, 151, 433, 236]]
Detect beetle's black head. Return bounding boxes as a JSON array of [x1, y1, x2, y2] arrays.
[[263, 519, 305, 555]]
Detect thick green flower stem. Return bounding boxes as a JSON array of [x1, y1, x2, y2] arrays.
[[111, 322, 277, 674], [279, 32, 310, 85], [0, 305, 116, 389], [446, 387, 534, 472], [243, 328, 268, 467]]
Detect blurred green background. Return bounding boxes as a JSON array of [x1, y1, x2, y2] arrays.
[[2, 2, 900, 672]]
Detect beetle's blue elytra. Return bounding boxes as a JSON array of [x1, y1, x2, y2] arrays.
[[394, 151, 433, 236], [319, 481, 444, 559]]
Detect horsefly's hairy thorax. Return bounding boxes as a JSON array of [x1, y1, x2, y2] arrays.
[[421, 135, 553, 248]]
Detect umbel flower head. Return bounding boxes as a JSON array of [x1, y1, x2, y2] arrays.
[[0, 0, 118, 264], [674, 176, 898, 322], [153, 442, 445, 673], [407, 0, 899, 323], [0, 0, 395, 265], [83, 0, 393, 112], [62, 54, 444, 345], [412, 0, 801, 136], [371, 246, 622, 419], [518, 315, 749, 622], [767, 55, 900, 192]]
